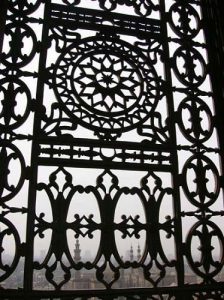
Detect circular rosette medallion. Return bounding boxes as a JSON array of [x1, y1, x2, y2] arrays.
[[169, 3, 201, 38], [186, 221, 224, 279], [178, 97, 213, 143], [0, 141, 26, 202], [182, 155, 220, 208], [53, 37, 160, 138], [2, 23, 37, 68], [9, 0, 42, 14]]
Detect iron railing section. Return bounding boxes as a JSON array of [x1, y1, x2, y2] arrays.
[[0, 0, 224, 299]]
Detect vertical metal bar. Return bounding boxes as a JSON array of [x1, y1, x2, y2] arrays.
[[159, 0, 185, 286], [201, 0, 224, 196], [0, 0, 8, 54], [24, 1, 51, 291]]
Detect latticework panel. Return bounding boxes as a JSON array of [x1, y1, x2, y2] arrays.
[[0, 0, 224, 299]]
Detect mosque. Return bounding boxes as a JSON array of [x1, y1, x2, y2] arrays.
[[69, 240, 177, 290]]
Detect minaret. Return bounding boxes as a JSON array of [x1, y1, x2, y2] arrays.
[[137, 244, 141, 261], [74, 239, 82, 284], [130, 245, 134, 262], [74, 239, 81, 263]]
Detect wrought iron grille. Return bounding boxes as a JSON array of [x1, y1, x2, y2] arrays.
[[0, 0, 224, 299]]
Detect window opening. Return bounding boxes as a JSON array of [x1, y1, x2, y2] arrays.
[[0, 0, 224, 299]]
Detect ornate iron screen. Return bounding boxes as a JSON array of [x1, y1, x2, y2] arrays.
[[0, 0, 224, 299]]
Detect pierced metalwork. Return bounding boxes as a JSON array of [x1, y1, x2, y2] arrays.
[[1, 0, 224, 299], [53, 36, 160, 139]]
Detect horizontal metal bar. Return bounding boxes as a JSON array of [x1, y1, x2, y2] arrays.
[[38, 157, 172, 171], [2, 283, 224, 298], [38, 137, 172, 152], [50, 3, 161, 38]]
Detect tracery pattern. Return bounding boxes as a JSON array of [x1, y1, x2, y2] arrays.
[[34, 168, 174, 289], [0, 0, 224, 299], [60, 0, 159, 16], [0, 0, 42, 290], [53, 36, 160, 139], [166, 0, 224, 287]]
